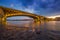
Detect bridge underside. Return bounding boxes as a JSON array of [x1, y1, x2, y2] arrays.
[[2, 13, 39, 22]]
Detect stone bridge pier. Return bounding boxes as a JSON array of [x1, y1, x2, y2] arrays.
[[0, 7, 4, 23]]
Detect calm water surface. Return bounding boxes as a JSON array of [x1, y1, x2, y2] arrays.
[[7, 21, 60, 31], [0, 21, 60, 40]]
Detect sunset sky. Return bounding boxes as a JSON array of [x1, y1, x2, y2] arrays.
[[0, 0, 60, 17]]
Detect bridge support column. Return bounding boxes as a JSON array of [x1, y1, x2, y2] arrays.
[[35, 19, 41, 31], [0, 8, 4, 24], [0, 7, 7, 24], [32, 19, 41, 32], [36, 21, 41, 31], [32, 20, 36, 32], [2, 16, 7, 25]]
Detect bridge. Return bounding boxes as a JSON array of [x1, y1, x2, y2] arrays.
[[0, 6, 42, 24], [0, 6, 49, 23], [0, 6, 48, 31]]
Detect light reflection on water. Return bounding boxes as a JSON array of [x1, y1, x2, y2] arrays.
[[7, 21, 34, 28], [7, 21, 33, 25], [7, 21, 60, 32], [6, 21, 60, 31], [45, 21, 60, 31]]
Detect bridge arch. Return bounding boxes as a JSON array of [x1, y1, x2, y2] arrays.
[[0, 7, 40, 25], [2, 13, 40, 24]]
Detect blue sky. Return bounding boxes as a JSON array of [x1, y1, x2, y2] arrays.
[[0, 0, 60, 17]]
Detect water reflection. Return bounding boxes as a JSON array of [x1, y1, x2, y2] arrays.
[[44, 21, 60, 31], [46, 21, 56, 30], [0, 21, 60, 40], [1, 20, 40, 32], [1, 21, 60, 31]]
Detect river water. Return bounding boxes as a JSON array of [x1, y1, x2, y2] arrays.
[[0, 21, 60, 40]]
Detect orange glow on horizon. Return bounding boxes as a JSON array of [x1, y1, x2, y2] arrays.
[[47, 16, 56, 19], [47, 15, 60, 19]]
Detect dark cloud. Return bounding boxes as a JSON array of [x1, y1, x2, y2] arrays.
[[0, 0, 60, 16], [18, 0, 34, 7], [34, 0, 60, 16]]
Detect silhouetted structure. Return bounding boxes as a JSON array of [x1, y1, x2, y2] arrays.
[[55, 17, 60, 21]]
